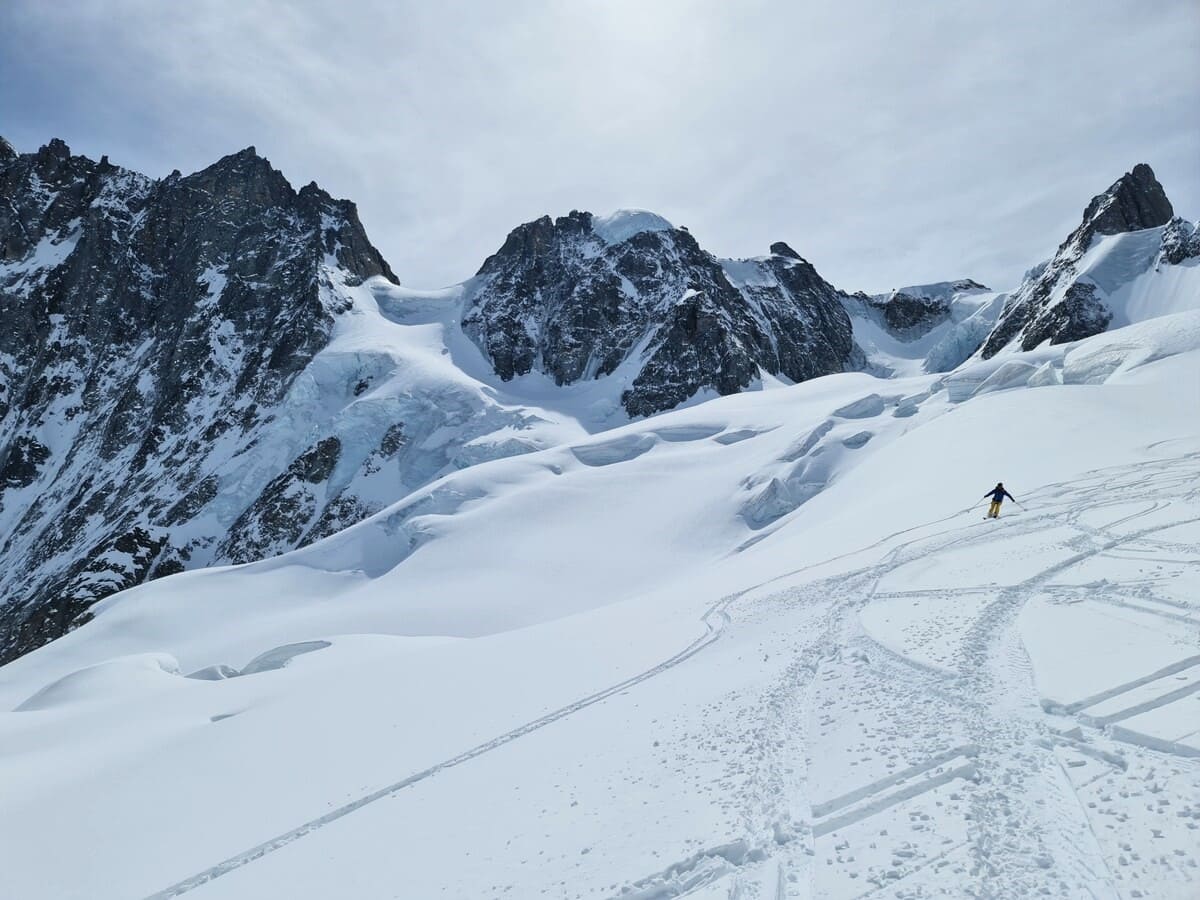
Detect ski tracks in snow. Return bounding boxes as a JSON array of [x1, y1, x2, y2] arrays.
[[647, 452, 1200, 898], [143, 471, 989, 898], [144, 597, 739, 899], [143, 453, 1200, 899], [792, 452, 1200, 898]]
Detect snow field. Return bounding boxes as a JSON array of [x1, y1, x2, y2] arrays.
[[0, 309, 1198, 898]]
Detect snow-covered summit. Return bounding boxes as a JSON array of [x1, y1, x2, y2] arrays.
[[589, 207, 675, 244], [870, 279, 990, 305]]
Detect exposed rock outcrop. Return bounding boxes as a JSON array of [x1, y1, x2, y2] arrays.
[[0, 139, 397, 662], [980, 165, 1175, 356], [462, 210, 857, 417]]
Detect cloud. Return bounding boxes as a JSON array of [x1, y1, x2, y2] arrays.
[[2, 0, 1197, 291]]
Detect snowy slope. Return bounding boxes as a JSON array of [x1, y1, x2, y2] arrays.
[[2, 312, 1199, 899], [1066, 224, 1200, 328]]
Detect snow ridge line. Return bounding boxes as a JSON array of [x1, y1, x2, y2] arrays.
[[605, 838, 768, 900], [1046, 654, 1200, 715], [812, 760, 979, 838], [810, 743, 980, 819], [1108, 725, 1200, 759], [1079, 678, 1200, 727], [142, 597, 735, 899]]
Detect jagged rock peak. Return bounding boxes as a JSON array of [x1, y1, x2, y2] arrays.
[[37, 137, 72, 161], [477, 208, 675, 277], [0, 135, 16, 163], [1161, 216, 1200, 265], [769, 241, 803, 261], [299, 180, 332, 202], [211, 145, 264, 166], [979, 163, 1183, 358], [0, 134, 403, 662], [185, 145, 293, 200], [463, 207, 855, 417], [1080, 162, 1173, 237]]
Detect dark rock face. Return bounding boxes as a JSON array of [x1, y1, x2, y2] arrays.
[[1080, 163, 1173, 238], [217, 436, 342, 564], [981, 165, 1175, 357], [462, 211, 856, 416], [1160, 217, 1200, 265], [1022, 281, 1112, 347], [880, 292, 949, 333], [0, 138, 397, 663], [853, 280, 989, 339]]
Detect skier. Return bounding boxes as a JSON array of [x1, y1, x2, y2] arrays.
[[984, 482, 1015, 518]]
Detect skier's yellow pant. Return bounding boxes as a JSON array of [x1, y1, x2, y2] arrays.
[[988, 501, 1002, 518]]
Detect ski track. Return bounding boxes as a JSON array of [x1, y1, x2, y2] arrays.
[[626, 452, 1200, 898], [808, 452, 1200, 898], [143, 453, 1200, 899], [143, 595, 739, 898]]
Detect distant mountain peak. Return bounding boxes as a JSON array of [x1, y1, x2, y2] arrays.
[[0, 138, 402, 661], [980, 163, 1184, 358], [769, 241, 803, 261], [37, 137, 72, 160], [193, 145, 284, 185], [464, 207, 854, 417], [1079, 162, 1173, 238]]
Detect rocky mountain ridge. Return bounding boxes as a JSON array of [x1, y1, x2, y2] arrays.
[[0, 139, 397, 661], [463, 210, 858, 417], [0, 138, 1193, 663], [846, 279, 991, 340], [981, 164, 1192, 356]]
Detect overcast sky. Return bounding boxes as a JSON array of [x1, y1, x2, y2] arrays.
[[2, 0, 1197, 292]]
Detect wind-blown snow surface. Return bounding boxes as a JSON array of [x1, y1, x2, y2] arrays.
[[590, 209, 675, 245], [2, 315, 1200, 899]]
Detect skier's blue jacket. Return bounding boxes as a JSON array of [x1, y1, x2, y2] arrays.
[[987, 486, 1014, 503]]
